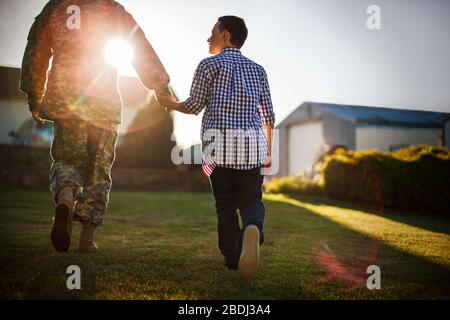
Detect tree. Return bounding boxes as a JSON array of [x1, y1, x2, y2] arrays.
[[115, 93, 175, 168]]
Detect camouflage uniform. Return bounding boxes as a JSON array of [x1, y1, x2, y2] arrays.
[[20, 0, 170, 225], [50, 120, 118, 225]]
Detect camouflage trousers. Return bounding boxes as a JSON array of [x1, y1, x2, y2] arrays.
[[50, 120, 118, 226]]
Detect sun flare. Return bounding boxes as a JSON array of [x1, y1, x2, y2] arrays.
[[104, 39, 134, 74]]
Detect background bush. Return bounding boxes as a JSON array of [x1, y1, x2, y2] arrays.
[[264, 175, 325, 197], [323, 145, 450, 214]]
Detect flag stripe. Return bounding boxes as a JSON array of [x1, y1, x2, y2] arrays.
[[202, 152, 216, 177]]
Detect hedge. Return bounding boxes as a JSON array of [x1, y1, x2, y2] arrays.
[[323, 145, 450, 214], [264, 175, 325, 197]]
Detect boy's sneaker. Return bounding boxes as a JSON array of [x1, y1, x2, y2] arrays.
[[238, 225, 260, 279]]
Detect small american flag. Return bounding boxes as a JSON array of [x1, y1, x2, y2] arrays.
[[201, 152, 216, 177]]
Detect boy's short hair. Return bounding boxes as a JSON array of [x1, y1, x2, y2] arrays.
[[218, 16, 248, 49]]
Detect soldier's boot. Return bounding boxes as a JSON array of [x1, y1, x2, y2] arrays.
[[78, 221, 98, 254], [50, 186, 74, 252]]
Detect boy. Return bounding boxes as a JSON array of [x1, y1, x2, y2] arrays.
[[159, 16, 275, 278]]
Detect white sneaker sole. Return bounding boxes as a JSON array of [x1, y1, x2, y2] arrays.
[[239, 225, 260, 279]]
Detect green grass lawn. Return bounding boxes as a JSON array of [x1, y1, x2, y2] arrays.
[[0, 190, 449, 299]]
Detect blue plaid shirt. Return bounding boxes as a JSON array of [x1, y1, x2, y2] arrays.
[[184, 48, 275, 170]]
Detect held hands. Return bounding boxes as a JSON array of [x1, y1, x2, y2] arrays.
[[157, 93, 178, 112], [155, 85, 192, 114], [155, 86, 177, 112]]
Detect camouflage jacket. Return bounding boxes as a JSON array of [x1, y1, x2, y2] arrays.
[[20, 0, 170, 123]]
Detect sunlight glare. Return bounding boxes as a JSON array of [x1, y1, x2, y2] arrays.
[[104, 39, 134, 74]]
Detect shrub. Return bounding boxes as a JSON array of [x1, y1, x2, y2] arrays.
[[323, 145, 450, 214], [264, 175, 325, 197], [115, 94, 176, 168]]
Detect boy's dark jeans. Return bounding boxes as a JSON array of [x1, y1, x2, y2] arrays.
[[209, 166, 265, 260]]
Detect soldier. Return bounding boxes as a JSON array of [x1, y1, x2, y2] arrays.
[[20, 0, 172, 253]]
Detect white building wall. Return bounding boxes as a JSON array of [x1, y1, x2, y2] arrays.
[[356, 126, 442, 151], [288, 121, 324, 175], [275, 126, 289, 177]]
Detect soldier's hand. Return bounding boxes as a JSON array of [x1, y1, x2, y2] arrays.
[[31, 111, 45, 125]]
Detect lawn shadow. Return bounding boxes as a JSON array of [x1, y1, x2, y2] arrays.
[[191, 196, 450, 299], [170, 195, 450, 300], [287, 194, 450, 236]]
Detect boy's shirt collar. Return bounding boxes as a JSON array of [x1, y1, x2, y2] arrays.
[[221, 47, 241, 54]]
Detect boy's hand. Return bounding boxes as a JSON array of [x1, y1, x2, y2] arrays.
[[263, 156, 272, 168], [262, 156, 272, 175], [31, 110, 44, 125]]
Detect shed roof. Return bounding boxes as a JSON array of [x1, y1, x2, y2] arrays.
[[278, 101, 450, 128]]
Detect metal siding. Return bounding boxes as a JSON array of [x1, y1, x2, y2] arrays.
[[287, 121, 324, 176], [356, 126, 442, 151], [322, 113, 355, 149]]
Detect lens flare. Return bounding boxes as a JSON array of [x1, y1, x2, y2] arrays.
[[104, 39, 134, 70]]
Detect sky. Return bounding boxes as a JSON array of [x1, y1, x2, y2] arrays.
[[0, 0, 449, 147]]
